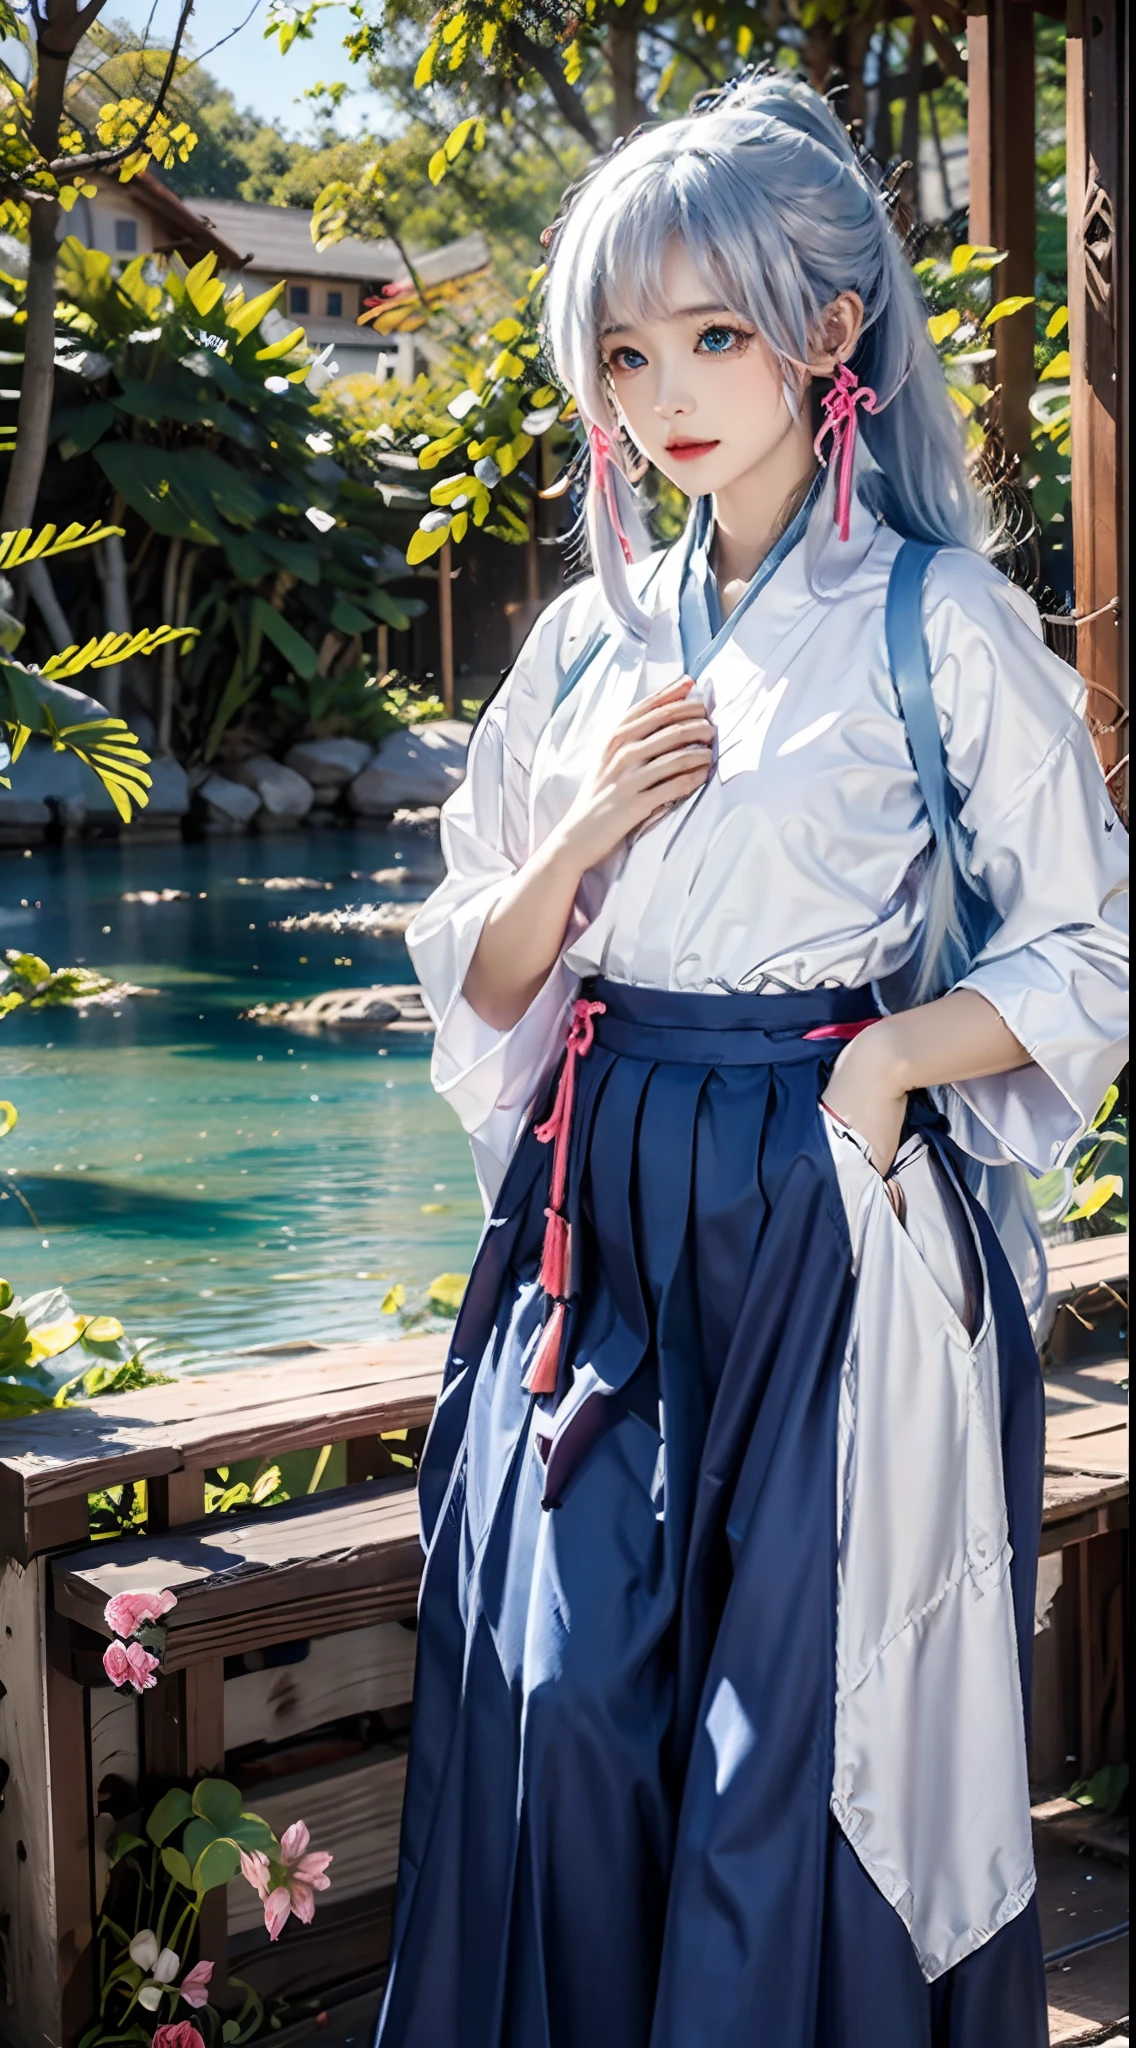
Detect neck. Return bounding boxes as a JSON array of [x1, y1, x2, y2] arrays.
[[710, 408, 818, 607]]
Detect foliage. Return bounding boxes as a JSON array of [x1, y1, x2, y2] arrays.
[[0, 947, 117, 1015], [0, 3, 199, 234], [1030, 1084, 1128, 1239], [0, 1278, 172, 1418], [83, 1773, 324, 2044], [3, 242, 428, 758], [0, 518, 160, 815], [1066, 1763, 1128, 1818]]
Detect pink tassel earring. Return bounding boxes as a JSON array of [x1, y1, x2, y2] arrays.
[[813, 362, 878, 543], [589, 423, 635, 565]]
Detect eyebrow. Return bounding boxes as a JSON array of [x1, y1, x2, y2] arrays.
[[601, 303, 741, 337]]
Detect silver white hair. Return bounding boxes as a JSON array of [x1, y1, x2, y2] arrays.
[[543, 73, 987, 643]]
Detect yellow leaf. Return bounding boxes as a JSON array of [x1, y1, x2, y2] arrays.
[[227, 281, 285, 341], [481, 20, 498, 54], [950, 242, 997, 274], [414, 37, 439, 86], [28, 1317, 86, 1363], [947, 386, 975, 418], [489, 316, 523, 343], [380, 1284, 406, 1314], [451, 509, 469, 542], [1064, 1174, 1124, 1222], [255, 327, 307, 362], [406, 522, 451, 565], [564, 38, 583, 84], [1045, 305, 1069, 339], [427, 1272, 467, 1314], [927, 308, 960, 345], [430, 472, 474, 506], [441, 10, 467, 41], [983, 295, 1034, 327], [490, 349, 525, 380], [184, 250, 217, 306], [1039, 349, 1071, 382], [0, 1101, 17, 1137], [428, 147, 448, 187], [82, 1317, 125, 1344], [736, 22, 753, 55], [444, 116, 478, 162]]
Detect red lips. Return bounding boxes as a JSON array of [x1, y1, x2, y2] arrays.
[[665, 439, 721, 461]]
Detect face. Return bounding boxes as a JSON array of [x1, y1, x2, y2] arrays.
[[599, 242, 804, 499]]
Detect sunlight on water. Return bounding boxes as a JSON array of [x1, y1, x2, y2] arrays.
[[0, 829, 483, 1373]]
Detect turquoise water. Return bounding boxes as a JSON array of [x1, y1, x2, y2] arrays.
[[0, 831, 483, 1374]]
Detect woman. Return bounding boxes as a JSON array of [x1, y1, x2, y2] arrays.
[[377, 75, 1128, 2047]]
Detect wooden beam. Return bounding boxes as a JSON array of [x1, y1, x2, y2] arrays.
[[967, 0, 1037, 457], [438, 536, 454, 716], [1066, 0, 1126, 778]]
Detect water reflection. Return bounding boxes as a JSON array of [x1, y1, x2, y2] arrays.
[[0, 829, 481, 1373]]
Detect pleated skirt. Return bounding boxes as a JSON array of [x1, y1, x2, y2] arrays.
[[376, 979, 1049, 2048]]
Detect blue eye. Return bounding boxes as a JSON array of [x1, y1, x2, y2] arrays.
[[697, 325, 741, 355], [610, 345, 648, 372]]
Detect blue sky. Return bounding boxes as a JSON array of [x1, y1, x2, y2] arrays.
[[103, 1, 389, 135]]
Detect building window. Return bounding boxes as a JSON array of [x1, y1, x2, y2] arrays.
[[289, 284, 310, 315], [114, 218, 138, 253], [326, 289, 343, 318]]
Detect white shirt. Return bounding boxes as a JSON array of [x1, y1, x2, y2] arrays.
[[408, 491, 1129, 1203]]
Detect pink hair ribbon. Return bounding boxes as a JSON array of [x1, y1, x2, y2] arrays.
[[813, 363, 879, 543], [523, 996, 606, 1398], [589, 423, 635, 565]]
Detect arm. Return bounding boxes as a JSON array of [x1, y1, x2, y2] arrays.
[[822, 989, 1030, 1174], [464, 676, 714, 1031]]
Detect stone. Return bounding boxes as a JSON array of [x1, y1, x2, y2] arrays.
[[242, 983, 433, 1034], [198, 772, 262, 826], [284, 736, 374, 788], [391, 806, 442, 834], [233, 753, 315, 823], [140, 756, 190, 818], [347, 721, 471, 816]]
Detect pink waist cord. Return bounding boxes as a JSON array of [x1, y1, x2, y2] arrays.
[[802, 1019, 879, 1042], [523, 997, 606, 1397]]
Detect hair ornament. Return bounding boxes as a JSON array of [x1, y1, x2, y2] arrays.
[[814, 363, 879, 542], [588, 424, 635, 564]]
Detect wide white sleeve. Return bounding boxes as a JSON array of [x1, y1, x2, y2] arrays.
[[405, 606, 584, 1204], [923, 555, 1129, 1172]]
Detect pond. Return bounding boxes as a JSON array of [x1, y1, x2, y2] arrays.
[[0, 829, 483, 1375]]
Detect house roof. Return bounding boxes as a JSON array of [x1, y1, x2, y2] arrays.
[[180, 197, 488, 291], [103, 171, 244, 269]]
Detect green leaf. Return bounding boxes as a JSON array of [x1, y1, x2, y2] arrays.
[[147, 1784, 194, 1845], [252, 596, 319, 680], [191, 1776, 244, 1832], [1091, 1083, 1120, 1130], [330, 597, 377, 634], [160, 1844, 194, 1889], [227, 1810, 276, 1851], [371, 588, 412, 631], [182, 1814, 217, 1869], [192, 1834, 242, 1893], [106, 1830, 147, 1866], [54, 401, 116, 458]]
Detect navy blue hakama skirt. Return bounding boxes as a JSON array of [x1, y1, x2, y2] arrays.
[[376, 980, 1048, 2047]]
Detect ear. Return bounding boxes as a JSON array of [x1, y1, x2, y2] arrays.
[[807, 291, 866, 374]]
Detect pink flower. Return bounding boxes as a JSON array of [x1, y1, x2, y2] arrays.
[[239, 1821, 332, 1941], [102, 1638, 160, 1692], [103, 1588, 177, 1637], [152, 2027, 206, 2048], [178, 1960, 213, 2010]]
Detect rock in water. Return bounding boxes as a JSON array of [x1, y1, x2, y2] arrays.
[[348, 721, 471, 816], [233, 754, 315, 824], [242, 983, 433, 1034], [285, 737, 374, 788]]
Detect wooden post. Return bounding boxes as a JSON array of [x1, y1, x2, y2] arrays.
[[438, 538, 454, 717], [967, 0, 1037, 459], [1066, 0, 1126, 782], [377, 622, 390, 680]]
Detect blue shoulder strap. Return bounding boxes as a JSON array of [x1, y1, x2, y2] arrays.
[[884, 538, 951, 852]]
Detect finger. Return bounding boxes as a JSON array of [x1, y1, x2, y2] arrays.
[[635, 744, 714, 794], [635, 763, 712, 819], [615, 683, 700, 737], [615, 705, 714, 758], [622, 720, 715, 770]]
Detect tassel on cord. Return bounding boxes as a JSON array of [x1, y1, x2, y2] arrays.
[[521, 998, 606, 1398], [813, 364, 879, 542], [588, 425, 634, 565]]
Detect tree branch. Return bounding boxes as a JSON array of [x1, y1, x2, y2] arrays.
[[510, 31, 602, 150], [44, 0, 195, 176]]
